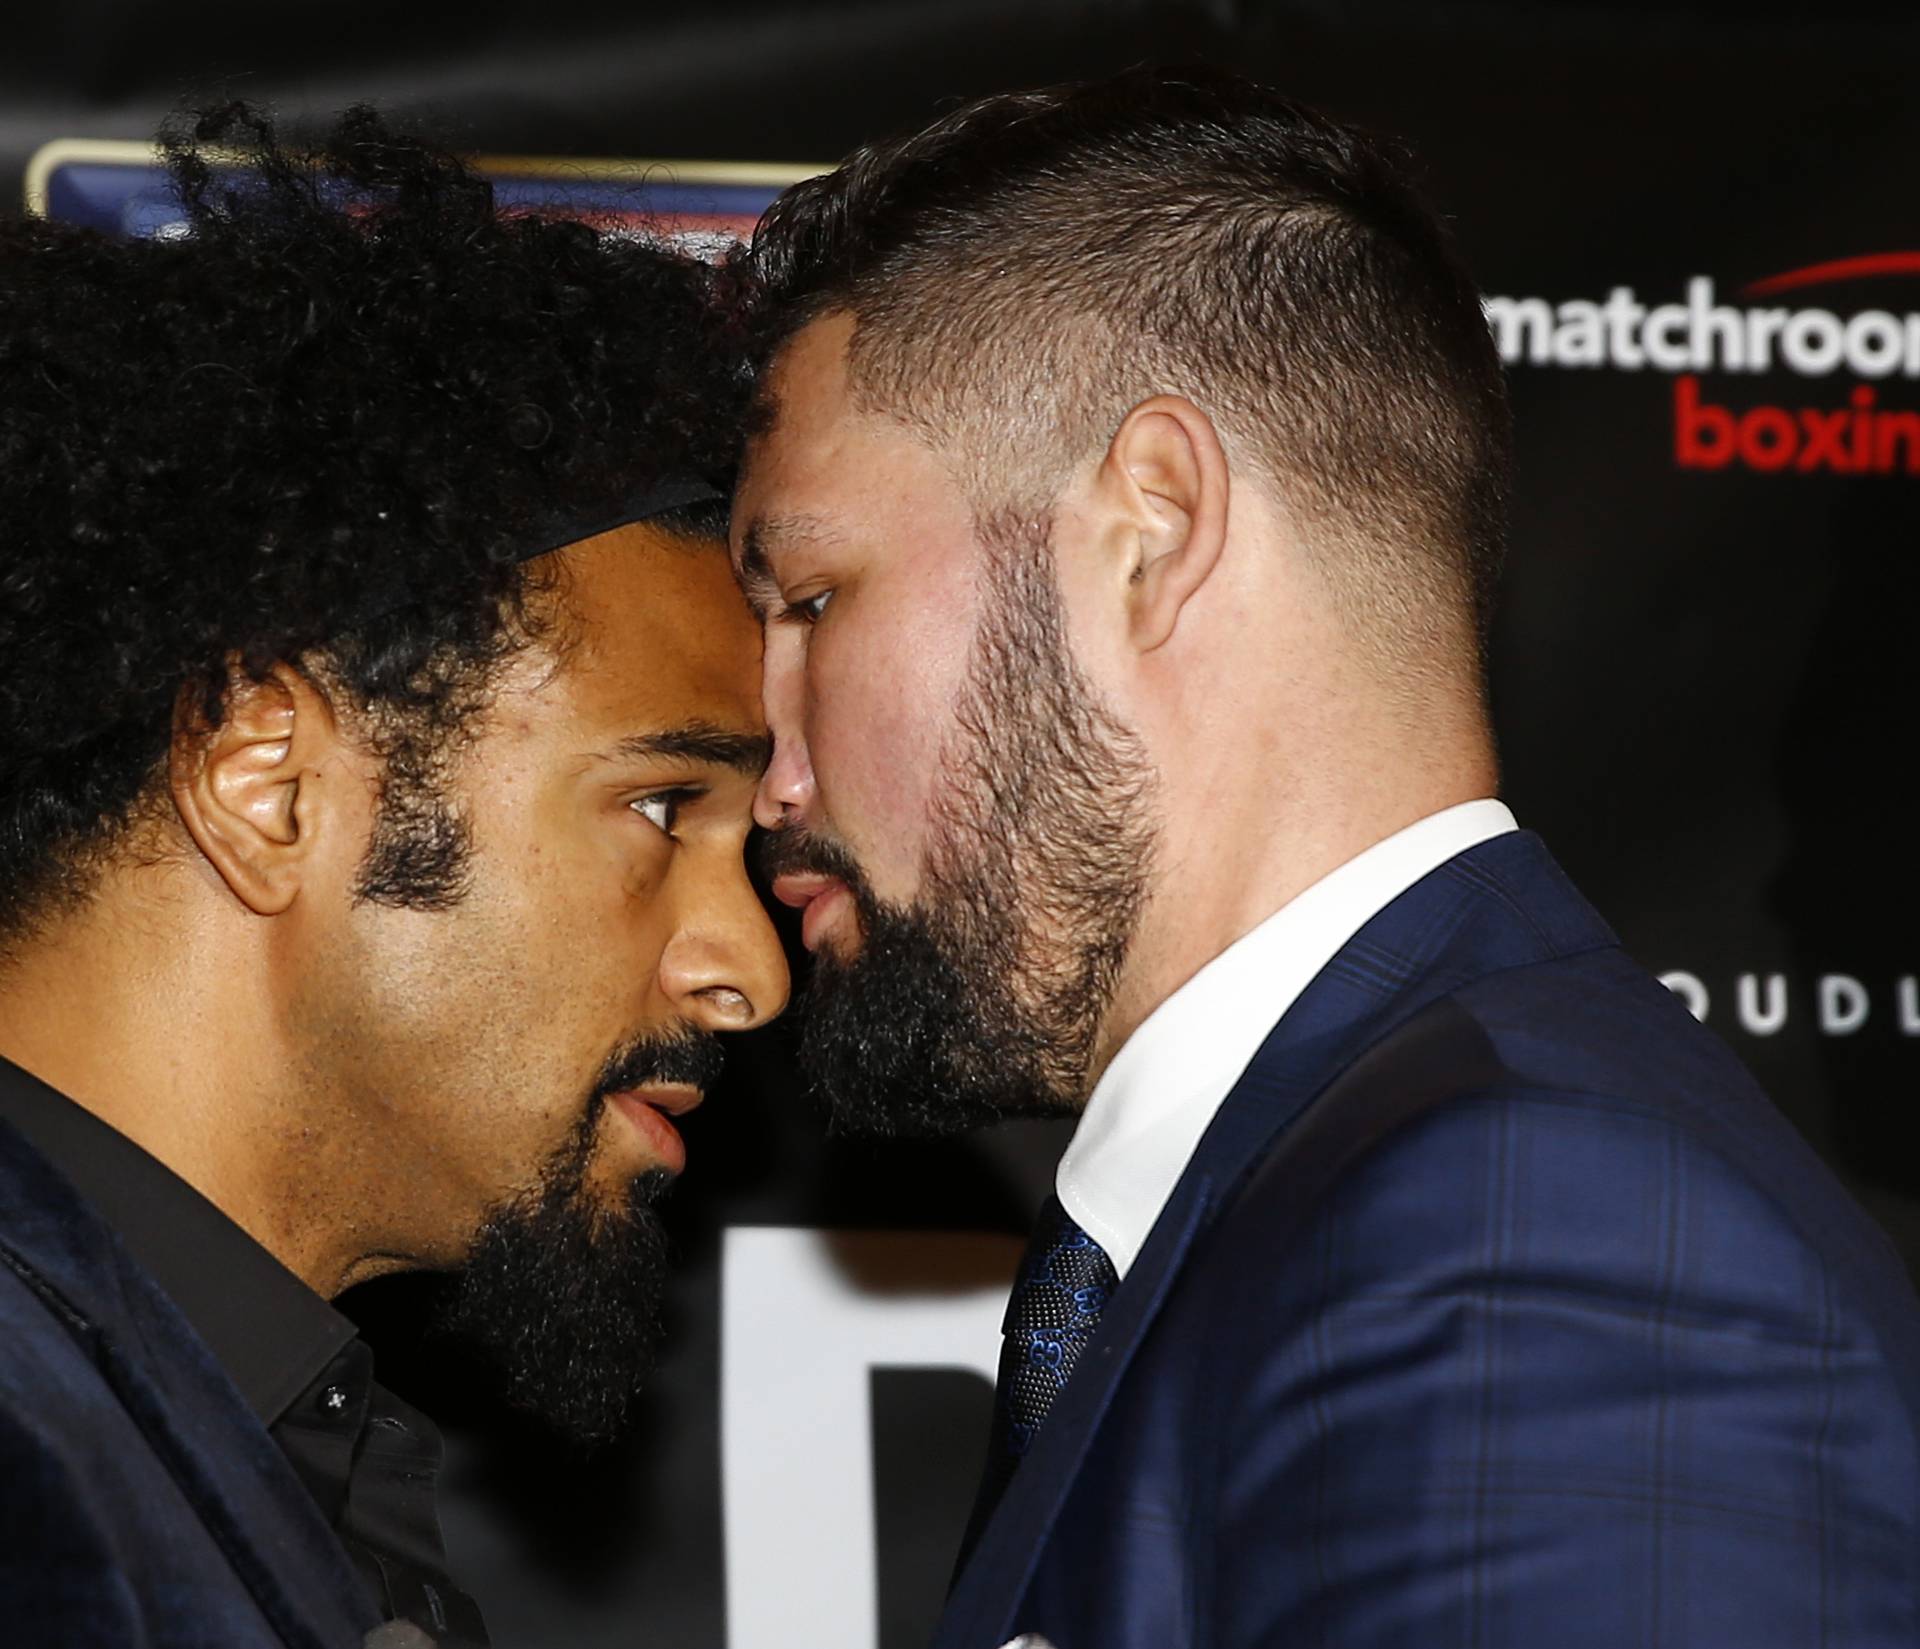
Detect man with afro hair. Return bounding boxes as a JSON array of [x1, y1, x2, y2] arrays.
[[0, 105, 787, 1647]]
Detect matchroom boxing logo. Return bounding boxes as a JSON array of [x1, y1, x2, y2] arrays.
[[1483, 255, 1920, 475]]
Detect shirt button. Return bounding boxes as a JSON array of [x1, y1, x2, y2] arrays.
[[318, 1384, 351, 1415]]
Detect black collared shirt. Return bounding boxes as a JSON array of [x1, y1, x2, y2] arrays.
[[0, 1054, 489, 1648]]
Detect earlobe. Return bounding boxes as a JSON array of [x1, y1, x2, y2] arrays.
[[1104, 395, 1231, 652], [170, 666, 338, 917]]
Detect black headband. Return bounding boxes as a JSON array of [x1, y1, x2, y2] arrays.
[[353, 476, 726, 624], [514, 475, 727, 565]]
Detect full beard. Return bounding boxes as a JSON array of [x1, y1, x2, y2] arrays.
[[767, 508, 1158, 1138], [433, 1027, 722, 1447]]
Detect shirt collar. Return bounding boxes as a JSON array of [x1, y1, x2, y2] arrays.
[[1056, 799, 1519, 1278], [0, 1053, 357, 1423]]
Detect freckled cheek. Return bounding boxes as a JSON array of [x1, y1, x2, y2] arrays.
[[540, 900, 675, 1043], [505, 824, 669, 990], [617, 846, 671, 907], [609, 861, 682, 989]]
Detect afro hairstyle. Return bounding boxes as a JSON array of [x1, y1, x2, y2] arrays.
[[0, 101, 756, 940]]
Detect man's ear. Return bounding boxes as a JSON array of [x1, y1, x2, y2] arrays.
[[170, 665, 347, 916], [1095, 394, 1232, 652]]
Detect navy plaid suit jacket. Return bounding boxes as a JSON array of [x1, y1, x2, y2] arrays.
[[937, 830, 1920, 1649]]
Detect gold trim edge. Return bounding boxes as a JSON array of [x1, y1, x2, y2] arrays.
[[25, 137, 824, 217]]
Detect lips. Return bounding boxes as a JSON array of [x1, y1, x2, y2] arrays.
[[771, 871, 837, 909], [607, 1083, 704, 1175], [628, 1082, 703, 1117], [772, 873, 850, 952]]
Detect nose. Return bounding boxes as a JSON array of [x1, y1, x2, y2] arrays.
[[753, 628, 816, 831], [658, 855, 792, 1032]]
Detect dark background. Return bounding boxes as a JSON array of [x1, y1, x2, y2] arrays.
[[9, 4, 1919, 1644]]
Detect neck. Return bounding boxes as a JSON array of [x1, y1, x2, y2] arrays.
[[0, 880, 359, 1296], [1092, 719, 1498, 1081]]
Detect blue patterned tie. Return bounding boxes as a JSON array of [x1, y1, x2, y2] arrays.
[[964, 1195, 1119, 1551]]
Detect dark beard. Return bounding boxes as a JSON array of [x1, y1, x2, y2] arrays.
[[763, 509, 1157, 1138], [434, 1027, 723, 1447]]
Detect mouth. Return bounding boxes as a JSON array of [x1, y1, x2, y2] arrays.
[[606, 1083, 705, 1174], [771, 872, 852, 953]]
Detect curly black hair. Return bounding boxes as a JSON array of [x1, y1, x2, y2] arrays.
[[0, 102, 755, 940]]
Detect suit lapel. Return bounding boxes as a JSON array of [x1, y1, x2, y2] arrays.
[[938, 1173, 1216, 1647], [937, 1006, 1428, 1649], [937, 831, 1619, 1648]]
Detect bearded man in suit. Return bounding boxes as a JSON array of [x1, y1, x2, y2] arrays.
[[733, 65, 1920, 1649]]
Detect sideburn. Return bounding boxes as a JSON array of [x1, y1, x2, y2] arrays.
[[353, 752, 475, 911], [926, 505, 1159, 1101]]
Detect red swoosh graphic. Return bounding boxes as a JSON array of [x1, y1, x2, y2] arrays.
[[1741, 252, 1920, 299]]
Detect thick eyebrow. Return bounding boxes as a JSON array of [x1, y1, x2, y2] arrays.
[[602, 724, 772, 777], [735, 513, 838, 617]]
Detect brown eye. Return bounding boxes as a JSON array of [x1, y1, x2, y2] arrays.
[[631, 790, 694, 838]]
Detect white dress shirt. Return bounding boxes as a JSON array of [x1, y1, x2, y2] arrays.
[[1055, 799, 1519, 1278]]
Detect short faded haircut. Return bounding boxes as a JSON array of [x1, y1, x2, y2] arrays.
[[749, 64, 1513, 678]]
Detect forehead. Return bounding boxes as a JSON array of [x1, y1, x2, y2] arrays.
[[753, 312, 861, 456], [740, 314, 870, 505], [734, 313, 971, 556], [536, 521, 764, 735]]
